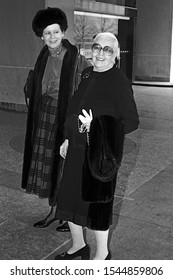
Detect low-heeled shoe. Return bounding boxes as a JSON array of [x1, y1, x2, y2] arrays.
[[33, 218, 58, 228], [55, 244, 90, 260]]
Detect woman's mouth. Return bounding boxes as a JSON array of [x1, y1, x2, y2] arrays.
[[96, 57, 104, 61], [49, 40, 57, 44]]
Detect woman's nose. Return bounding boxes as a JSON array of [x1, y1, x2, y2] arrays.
[[50, 33, 55, 38], [99, 48, 104, 55]]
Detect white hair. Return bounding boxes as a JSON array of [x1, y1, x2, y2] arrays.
[[94, 32, 119, 50]]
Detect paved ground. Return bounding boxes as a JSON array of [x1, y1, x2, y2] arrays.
[[0, 85, 173, 260]]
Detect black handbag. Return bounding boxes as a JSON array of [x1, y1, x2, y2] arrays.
[[82, 149, 117, 203], [82, 115, 125, 203], [88, 115, 124, 181]]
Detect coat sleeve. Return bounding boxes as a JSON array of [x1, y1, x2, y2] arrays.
[[23, 70, 34, 99], [114, 70, 139, 134]]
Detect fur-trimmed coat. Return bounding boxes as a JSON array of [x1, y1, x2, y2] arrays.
[[21, 39, 90, 206]]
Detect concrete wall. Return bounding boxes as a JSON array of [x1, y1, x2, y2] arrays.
[[0, 0, 44, 111], [134, 0, 172, 82]]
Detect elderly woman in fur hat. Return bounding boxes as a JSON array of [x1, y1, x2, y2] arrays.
[[54, 32, 139, 260], [21, 7, 90, 231]]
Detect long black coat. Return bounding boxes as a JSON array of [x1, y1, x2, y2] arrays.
[[55, 65, 139, 230], [21, 39, 90, 206]]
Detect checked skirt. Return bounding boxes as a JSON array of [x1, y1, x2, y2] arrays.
[[26, 95, 58, 198]]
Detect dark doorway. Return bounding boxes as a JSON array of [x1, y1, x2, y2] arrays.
[[118, 18, 134, 80]]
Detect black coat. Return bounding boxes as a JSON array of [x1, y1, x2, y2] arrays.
[[55, 65, 139, 230], [78, 66, 139, 206], [21, 39, 90, 206]]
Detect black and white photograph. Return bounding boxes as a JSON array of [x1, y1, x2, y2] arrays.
[[0, 0, 172, 278]]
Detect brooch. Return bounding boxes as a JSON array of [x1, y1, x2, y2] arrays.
[[83, 72, 90, 79]]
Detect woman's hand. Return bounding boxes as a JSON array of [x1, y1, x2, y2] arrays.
[[78, 109, 93, 132], [60, 139, 69, 159]]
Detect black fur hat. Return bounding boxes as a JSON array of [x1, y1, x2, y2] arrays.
[[32, 7, 68, 37]]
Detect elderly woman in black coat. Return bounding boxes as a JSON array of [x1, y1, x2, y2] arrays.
[[54, 32, 139, 260], [21, 7, 90, 230]]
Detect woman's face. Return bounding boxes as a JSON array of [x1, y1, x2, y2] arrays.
[[42, 23, 64, 49], [91, 34, 117, 72]]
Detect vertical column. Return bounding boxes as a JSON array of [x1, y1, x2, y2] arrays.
[[45, 0, 75, 43], [134, 0, 172, 83], [169, 1, 173, 82]]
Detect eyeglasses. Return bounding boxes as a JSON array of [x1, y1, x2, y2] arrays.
[[91, 43, 114, 56]]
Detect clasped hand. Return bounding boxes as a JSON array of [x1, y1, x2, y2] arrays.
[[78, 109, 93, 132]]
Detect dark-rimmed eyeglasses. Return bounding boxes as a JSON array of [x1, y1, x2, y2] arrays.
[[91, 43, 114, 56]]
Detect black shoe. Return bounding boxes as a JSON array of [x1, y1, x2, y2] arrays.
[[55, 244, 90, 260], [105, 251, 111, 260], [33, 217, 58, 228], [56, 221, 70, 232]]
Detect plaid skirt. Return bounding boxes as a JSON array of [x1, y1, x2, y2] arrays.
[[26, 95, 58, 198]]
